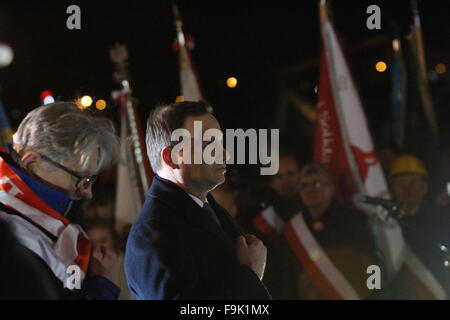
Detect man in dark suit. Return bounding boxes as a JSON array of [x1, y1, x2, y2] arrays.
[[125, 101, 270, 300]]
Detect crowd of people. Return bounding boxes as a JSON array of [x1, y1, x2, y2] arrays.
[[1, 100, 450, 300], [233, 153, 450, 299]]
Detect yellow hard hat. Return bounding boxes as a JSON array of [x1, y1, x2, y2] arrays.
[[390, 155, 427, 177]]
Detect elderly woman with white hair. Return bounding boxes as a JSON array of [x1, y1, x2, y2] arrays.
[[0, 101, 120, 299]]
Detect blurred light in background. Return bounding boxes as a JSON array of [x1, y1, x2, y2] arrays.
[[0, 43, 14, 67], [392, 39, 400, 51], [226, 77, 238, 88], [80, 95, 93, 108], [95, 99, 107, 110], [435, 63, 446, 74], [375, 61, 387, 72], [43, 96, 55, 105], [175, 95, 185, 102], [40, 90, 55, 105], [75, 98, 85, 110]]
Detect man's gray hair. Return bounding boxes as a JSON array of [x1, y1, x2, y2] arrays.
[[13, 101, 119, 173]]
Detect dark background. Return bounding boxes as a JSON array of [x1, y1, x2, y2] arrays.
[[0, 0, 449, 158]]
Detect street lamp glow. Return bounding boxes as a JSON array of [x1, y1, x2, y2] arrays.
[[226, 77, 238, 88], [435, 63, 446, 74], [392, 39, 400, 51], [80, 95, 93, 107], [95, 99, 107, 110], [0, 43, 14, 67], [375, 61, 387, 72]]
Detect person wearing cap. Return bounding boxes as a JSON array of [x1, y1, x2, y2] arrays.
[[389, 154, 450, 295], [390, 155, 429, 217]]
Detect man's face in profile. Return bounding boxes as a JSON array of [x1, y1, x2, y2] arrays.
[[177, 113, 228, 193]]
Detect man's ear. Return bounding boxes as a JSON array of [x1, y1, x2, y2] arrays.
[[20, 151, 41, 170], [161, 146, 179, 170]]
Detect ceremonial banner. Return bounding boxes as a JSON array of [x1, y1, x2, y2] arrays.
[[173, 5, 204, 101], [114, 95, 146, 232], [313, 1, 445, 299], [110, 44, 153, 233], [315, 0, 404, 274], [391, 38, 407, 149], [407, 0, 439, 143]]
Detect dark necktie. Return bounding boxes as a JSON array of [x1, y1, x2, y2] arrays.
[[202, 202, 222, 227]]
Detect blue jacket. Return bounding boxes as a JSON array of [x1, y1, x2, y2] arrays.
[[125, 175, 270, 300]]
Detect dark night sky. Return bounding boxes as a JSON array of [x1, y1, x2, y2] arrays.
[[0, 0, 449, 147]]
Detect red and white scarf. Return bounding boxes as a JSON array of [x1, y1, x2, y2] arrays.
[[254, 206, 360, 299], [0, 151, 91, 285], [254, 206, 446, 300]]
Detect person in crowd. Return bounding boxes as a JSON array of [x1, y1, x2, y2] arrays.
[[268, 154, 302, 207], [0, 219, 60, 299], [82, 187, 115, 223], [125, 101, 270, 299], [433, 146, 450, 210], [294, 163, 381, 299], [0, 101, 120, 299], [83, 218, 134, 300], [247, 153, 303, 299], [389, 154, 450, 296]]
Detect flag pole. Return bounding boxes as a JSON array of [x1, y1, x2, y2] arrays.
[[172, 4, 186, 48], [409, 0, 439, 144], [171, 4, 207, 105], [110, 43, 153, 202], [391, 33, 407, 149]]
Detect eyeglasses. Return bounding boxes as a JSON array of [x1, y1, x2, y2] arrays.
[[40, 154, 97, 190], [299, 180, 329, 191]]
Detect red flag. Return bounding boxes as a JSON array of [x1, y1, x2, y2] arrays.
[[314, 52, 358, 203], [313, 0, 446, 299]]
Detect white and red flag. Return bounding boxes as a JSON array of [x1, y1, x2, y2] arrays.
[[173, 5, 204, 102], [110, 43, 153, 234], [307, 0, 445, 299], [314, 0, 404, 276]]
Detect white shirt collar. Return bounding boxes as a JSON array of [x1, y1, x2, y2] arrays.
[[188, 194, 208, 208]]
